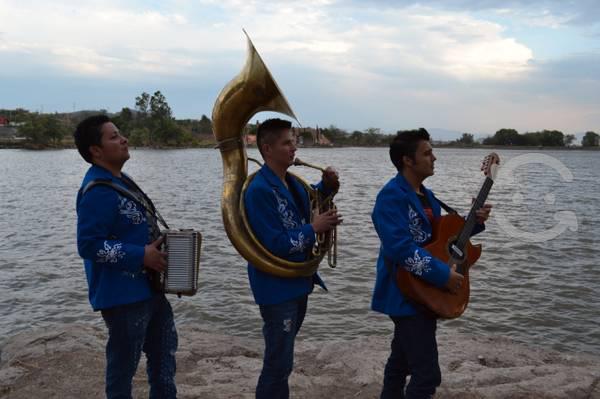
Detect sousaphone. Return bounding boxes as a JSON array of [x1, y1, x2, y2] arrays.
[[212, 31, 336, 277]]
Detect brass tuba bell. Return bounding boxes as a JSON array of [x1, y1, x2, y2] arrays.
[[212, 31, 336, 277]]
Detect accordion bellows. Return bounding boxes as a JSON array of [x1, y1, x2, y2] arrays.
[[162, 230, 202, 296]]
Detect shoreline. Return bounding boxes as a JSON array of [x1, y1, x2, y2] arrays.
[[1, 323, 599, 398], [2, 142, 600, 151]]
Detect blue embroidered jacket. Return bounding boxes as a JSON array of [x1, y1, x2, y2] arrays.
[[371, 173, 485, 316], [76, 165, 153, 311], [244, 164, 328, 305]]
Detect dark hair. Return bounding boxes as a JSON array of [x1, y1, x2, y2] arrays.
[[73, 114, 111, 163], [256, 118, 292, 158], [389, 128, 431, 171]]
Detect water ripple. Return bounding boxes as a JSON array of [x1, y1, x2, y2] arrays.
[[0, 148, 598, 355]]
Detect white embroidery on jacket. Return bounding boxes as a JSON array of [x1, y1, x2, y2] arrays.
[[117, 195, 145, 225], [273, 190, 299, 229], [97, 241, 126, 263], [408, 205, 429, 243], [404, 250, 432, 275], [290, 232, 309, 254]]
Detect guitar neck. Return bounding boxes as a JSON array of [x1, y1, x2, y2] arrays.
[[456, 177, 494, 249]]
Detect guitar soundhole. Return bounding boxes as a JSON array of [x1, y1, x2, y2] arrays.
[[448, 240, 466, 262]]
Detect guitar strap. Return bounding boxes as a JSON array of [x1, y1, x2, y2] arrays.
[[431, 193, 459, 215]]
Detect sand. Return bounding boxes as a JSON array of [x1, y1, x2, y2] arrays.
[[1, 323, 599, 398]]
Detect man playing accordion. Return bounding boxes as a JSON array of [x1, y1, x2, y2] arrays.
[[74, 115, 178, 399]]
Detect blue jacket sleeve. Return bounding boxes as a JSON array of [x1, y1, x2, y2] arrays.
[[312, 180, 335, 197], [245, 185, 316, 258], [472, 222, 485, 236], [77, 186, 145, 272], [372, 189, 450, 288]]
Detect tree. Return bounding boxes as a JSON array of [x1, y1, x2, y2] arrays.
[[350, 131, 364, 145], [150, 91, 172, 120], [135, 92, 150, 116], [113, 107, 134, 133], [321, 125, 349, 145], [44, 114, 66, 144], [18, 113, 67, 146], [363, 127, 385, 146], [519, 132, 535, 146], [483, 128, 567, 146], [198, 115, 212, 135], [564, 134, 576, 146], [151, 118, 184, 145], [538, 130, 564, 146], [127, 127, 150, 146], [582, 131, 599, 147], [244, 122, 258, 136], [456, 133, 474, 145], [18, 114, 48, 144], [486, 128, 521, 145]]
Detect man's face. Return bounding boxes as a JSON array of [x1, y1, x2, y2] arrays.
[[405, 140, 436, 179], [91, 122, 129, 166], [263, 129, 297, 169]]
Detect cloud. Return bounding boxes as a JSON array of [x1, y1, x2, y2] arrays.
[[1, 0, 598, 134], [348, 0, 600, 28], [0, 0, 243, 79], [0, 0, 533, 81]]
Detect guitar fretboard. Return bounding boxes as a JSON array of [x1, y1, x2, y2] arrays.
[[456, 176, 494, 253]]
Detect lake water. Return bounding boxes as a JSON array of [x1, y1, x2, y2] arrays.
[[1, 147, 599, 355]]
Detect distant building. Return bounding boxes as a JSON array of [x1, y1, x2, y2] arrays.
[[0, 116, 9, 126], [245, 134, 257, 145], [0, 126, 18, 139], [248, 121, 332, 146], [296, 126, 332, 146]]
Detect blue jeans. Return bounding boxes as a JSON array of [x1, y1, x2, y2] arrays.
[[380, 313, 441, 399], [101, 294, 178, 399], [256, 295, 308, 399]]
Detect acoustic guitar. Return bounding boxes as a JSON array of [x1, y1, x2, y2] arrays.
[[397, 152, 500, 319]]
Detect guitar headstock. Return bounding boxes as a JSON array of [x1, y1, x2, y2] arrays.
[[481, 152, 500, 180]]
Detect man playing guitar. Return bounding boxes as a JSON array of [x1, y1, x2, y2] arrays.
[[371, 128, 492, 398]]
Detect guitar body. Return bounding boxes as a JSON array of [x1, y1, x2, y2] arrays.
[[396, 213, 482, 319]]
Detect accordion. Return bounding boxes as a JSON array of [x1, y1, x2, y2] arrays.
[[151, 229, 202, 297]]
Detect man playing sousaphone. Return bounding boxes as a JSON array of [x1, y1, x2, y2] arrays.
[[371, 128, 492, 398], [244, 118, 341, 399]]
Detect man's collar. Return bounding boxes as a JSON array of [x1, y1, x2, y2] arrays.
[[259, 163, 288, 189], [90, 164, 120, 180], [90, 159, 123, 177], [395, 173, 432, 224], [394, 173, 413, 192]]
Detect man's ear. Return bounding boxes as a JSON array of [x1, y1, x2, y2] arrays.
[[402, 155, 414, 168], [89, 145, 102, 161], [261, 143, 271, 159]]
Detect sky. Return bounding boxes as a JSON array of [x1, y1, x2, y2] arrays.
[[1, 0, 599, 137]]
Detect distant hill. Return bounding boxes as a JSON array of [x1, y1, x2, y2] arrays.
[[429, 127, 590, 145], [428, 127, 460, 141]]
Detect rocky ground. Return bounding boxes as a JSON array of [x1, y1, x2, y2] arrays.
[[1, 323, 599, 398]]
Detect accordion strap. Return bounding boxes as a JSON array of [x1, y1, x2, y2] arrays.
[[82, 177, 170, 230]]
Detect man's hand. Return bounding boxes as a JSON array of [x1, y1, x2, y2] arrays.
[[322, 166, 340, 193], [312, 209, 343, 234], [144, 236, 167, 272], [445, 264, 464, 294], [475, 202, 493, 224]]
